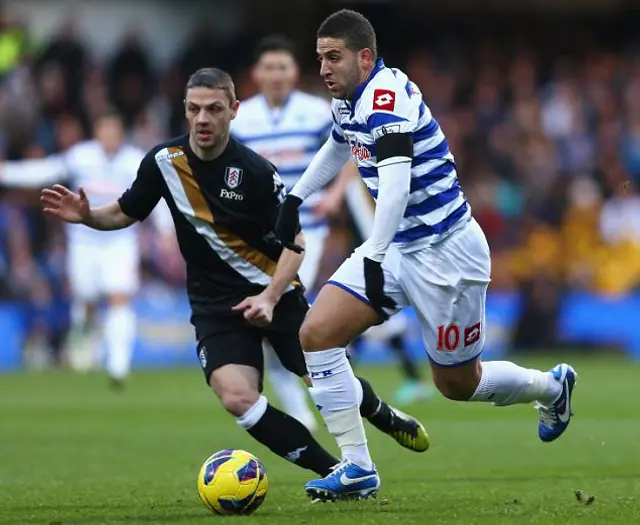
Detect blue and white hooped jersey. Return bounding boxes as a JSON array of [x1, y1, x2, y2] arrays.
[[231, 91, 333, 232], [331, 58, 471, 252]]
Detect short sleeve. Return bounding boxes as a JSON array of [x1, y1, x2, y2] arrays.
[[118, 149, 163, 222]]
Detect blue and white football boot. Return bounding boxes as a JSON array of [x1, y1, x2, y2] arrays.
[[305, 460, 380, 502], [536, 363, 577, 442]]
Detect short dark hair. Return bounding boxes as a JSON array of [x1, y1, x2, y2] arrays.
[[185, 68, 236, 105], [254, 34, 297, 63], [317, 9, 377, 60]]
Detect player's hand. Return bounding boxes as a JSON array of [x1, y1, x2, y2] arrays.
[[363, 257, 396, 320], [41, 184, 90, 224], [275, 195, 304, 253], [232, 293, 277, 327]]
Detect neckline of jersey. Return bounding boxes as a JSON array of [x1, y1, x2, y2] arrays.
[[184, 134, 236, 164]]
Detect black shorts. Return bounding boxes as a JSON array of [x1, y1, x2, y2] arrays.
[[191, 290, 309, 389]]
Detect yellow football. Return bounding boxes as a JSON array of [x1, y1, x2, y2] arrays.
[[196, 449, 268, 515]]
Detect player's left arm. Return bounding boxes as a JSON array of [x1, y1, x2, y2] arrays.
[[232, 229, 305, 327], [364, 88, 414, 263], [263, 230, 305, 303], [362, 87, 415, 314], [365, 134, 412, 261]]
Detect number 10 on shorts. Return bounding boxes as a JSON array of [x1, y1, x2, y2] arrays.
[[437, 322, 481, 352]]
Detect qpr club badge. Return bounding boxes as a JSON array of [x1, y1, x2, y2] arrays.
[[224, 166, 243, 189]]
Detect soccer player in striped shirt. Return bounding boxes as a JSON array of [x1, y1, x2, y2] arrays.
[[275, 9, 577, 501]]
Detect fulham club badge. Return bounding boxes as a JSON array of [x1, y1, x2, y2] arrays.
[[224, 167, 243, 189]]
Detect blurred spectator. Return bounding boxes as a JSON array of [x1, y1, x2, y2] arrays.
[[107, 33, 153, 129]]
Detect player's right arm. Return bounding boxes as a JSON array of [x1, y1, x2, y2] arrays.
[[289, 123, 351, 201], [41, 184, 136, 230], [274, 117, 351, 248]]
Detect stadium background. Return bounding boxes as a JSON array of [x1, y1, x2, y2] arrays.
[[3, 2, 640, 524], [0, 0, 639, 372]]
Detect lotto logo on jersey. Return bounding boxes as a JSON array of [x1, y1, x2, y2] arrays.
[[373, 89, 396, 111], [224, 167, 243, 189], [464, 322, 481, 347]]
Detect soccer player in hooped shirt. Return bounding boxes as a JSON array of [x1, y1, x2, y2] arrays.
[[275, 9, 578, 501]]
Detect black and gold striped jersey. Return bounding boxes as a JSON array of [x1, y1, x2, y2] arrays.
[[118, 134, 303, 315]]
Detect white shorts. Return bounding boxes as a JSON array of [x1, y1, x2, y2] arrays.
[[328, 218, 491, 366], [67, 240, 140, 301], [299, 227, 329, 292]]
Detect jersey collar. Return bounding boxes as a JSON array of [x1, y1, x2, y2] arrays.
[[351, 57, 385, 107]]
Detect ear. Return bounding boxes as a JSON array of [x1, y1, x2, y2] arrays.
[[183, 98, 188, 117], [359, 48, 373, 67], [231, 100, 240, 119]]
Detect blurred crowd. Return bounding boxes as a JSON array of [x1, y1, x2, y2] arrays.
[[1, 10, 640, 354]]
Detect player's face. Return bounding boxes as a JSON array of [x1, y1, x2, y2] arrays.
[[317, 37, 370, 100], [94, 116, 124, 155], [254, 51, 297, 103], [185, 87, 239, 150]]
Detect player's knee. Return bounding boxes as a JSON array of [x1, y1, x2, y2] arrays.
[[218, 387, 260, 417], [299, 317, 328, 352], [431, 360, 482, 401], [434, 379, 476, 401]]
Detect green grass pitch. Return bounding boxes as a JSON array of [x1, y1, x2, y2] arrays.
[[1, 353, 639, 524]]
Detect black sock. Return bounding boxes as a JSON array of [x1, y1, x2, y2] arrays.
[[356, 376, 395, 434], [246, 404, 337, 476], [389, 335, 422, 381]]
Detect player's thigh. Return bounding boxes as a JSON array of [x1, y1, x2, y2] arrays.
[[100, 241, 140, 298], [301, 247, 407, 351], [67, 242, 100, 301], [401, 220, 490, 384], [192, 316, 264, 414], [421, 280, 487, 397]]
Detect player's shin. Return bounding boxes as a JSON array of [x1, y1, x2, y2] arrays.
[[104, 304, 136, 381], [470, 361, 562, 406], [236, 395, 337, 476], [356, 376, 395, 432], [305, 348, 374, 470]]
